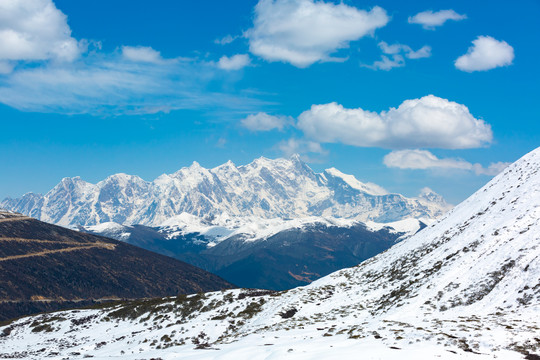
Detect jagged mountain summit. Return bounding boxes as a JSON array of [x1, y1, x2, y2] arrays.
[[1, 155, 450, 227], [1, 148, 537, 358]]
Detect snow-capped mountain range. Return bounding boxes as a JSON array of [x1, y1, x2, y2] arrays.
[[1, 148, 537, 358], [1, 155, 450, 228]]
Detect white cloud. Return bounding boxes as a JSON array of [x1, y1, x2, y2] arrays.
[[278, 138, 327, 162], [216, 138, 227, 148], [408, 9, 467, 30], [0, 61, 14, 74], [0, 1, 265, 115], [378, 42, 404, 55], [383, 149, 510, 176], [246, 0, 389, 67], [217, 54, 251, 71], [241, 112, 293, 131], [406, 45, 432, 59], [0, 55, 266, 115], [365, 42, 431, 70], [379, 42, 431, 59], [122, 46, 165, 64], [215, 35, 238, 45], [0, 0, 83, 64], [455, 36, 514, 72], [365, 54, 405, 71], [297, 95, 493, 149]]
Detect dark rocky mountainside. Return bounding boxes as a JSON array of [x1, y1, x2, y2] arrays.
[[0, 212, 234, 321], [89, 222, 410, 290]]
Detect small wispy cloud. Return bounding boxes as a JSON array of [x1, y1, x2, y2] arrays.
[[122, 46, 169, 64], [364, 54, 405, 71], [0, 61, 14, 74], [408, 9, 467, 30], [277, 138, 327, 163], [214, 34, 238, 45], [241, 112, 293, 131], [364, 42, 431, 70], [383, 149, 510, 176], [406, 45, 432, 59], [217, 54, 251, 71], [0, 55, 264, 115]]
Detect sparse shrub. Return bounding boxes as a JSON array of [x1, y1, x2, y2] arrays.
[[279, 308, 297, 319]]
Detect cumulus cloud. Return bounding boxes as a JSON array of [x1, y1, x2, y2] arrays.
[[408, 9, 467, 30], [383, 149, 510, 176], [455, 36, 514, 72], [0, 0, 84, 65], [217, 54, 251, 70], [297, 95, 493, 149], [241, 112, 293, 131], [365, 42, 431, 70], [246, 0, 389, 67]]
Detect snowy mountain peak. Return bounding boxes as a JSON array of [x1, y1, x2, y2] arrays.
[[213, 159, 236, 170], [289, 153, 302, 161], [58, 176, 85, 187], [324, 167, 388, 196], [1, 156, 451, 227]]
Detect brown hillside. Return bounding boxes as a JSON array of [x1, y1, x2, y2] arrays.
[[0, 212, 234, 321]]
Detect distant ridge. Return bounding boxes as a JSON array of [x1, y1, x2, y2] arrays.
[[1, 155, 451, 227]]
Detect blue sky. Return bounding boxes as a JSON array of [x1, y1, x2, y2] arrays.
[[1, 0, 539, 204]]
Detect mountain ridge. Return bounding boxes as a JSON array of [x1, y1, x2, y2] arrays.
[[83, 217, 421, 290], [1, 155, 451, 228]]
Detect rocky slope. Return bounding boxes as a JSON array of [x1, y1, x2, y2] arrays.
[[0, 211, 234, 321], [0, 148, 538, 358], [1, 155, 450, 227]]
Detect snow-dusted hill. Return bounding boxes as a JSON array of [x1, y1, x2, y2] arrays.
[[84, 216, 422, 290], [1, 148, 538, 358], [84, 216, 425, 246], [1, 155, 450, 227]]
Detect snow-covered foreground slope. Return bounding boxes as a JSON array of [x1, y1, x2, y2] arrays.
[[1, 155, 450, 227], [1, 148, 539, 359]]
